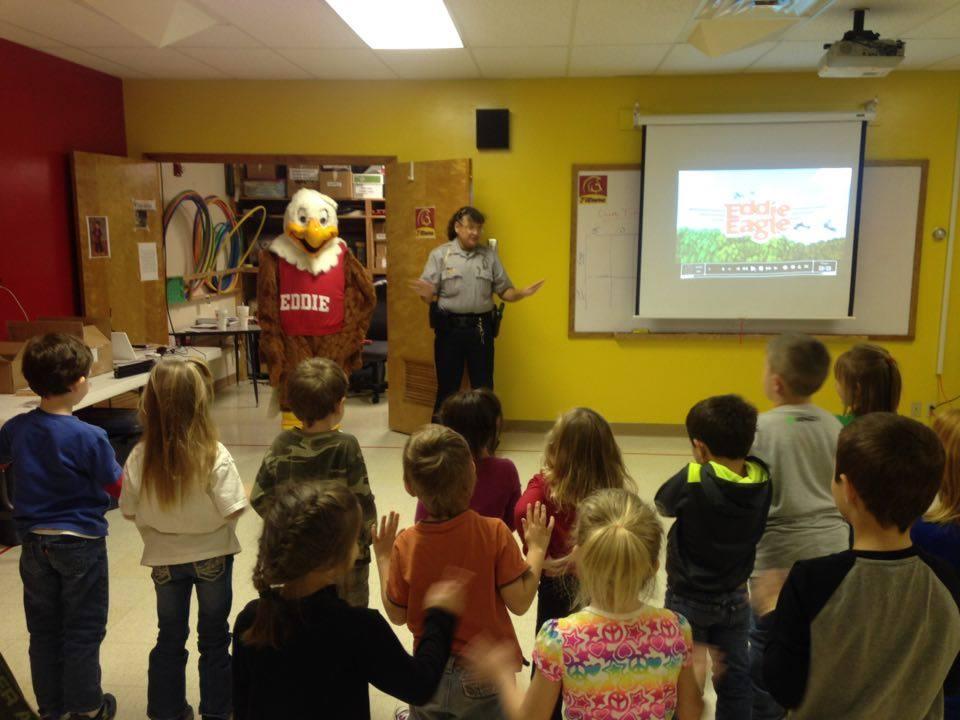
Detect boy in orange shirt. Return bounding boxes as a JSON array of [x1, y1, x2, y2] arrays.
[[374, 424, 553, 720]]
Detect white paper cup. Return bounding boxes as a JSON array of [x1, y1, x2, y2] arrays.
[[237, 305, 250, 330], [216, 309, 228, 330]]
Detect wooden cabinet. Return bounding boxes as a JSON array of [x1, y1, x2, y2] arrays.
[[232, 163, 386, 278]]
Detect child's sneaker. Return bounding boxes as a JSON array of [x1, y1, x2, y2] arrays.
[[67, 694, 116, 720]]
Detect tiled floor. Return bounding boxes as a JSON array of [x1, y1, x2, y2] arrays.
[[0, 383, 717, 718]]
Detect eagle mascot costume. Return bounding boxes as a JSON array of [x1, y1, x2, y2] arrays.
[[257, 188, 375, 424]]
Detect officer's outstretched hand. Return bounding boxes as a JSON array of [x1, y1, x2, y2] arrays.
[[409, 278, 436, 301], [520, 279, 545, 298]]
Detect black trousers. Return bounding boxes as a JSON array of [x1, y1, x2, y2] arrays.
[[433, 317, 495, 415]]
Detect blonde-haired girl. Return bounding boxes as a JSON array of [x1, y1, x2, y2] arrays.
[[911, 408, 960, 718], [474, 488, 701, 720], [514, 407, 635, 717], [120, 358, 248, 720], [834, 343, 902, 425]]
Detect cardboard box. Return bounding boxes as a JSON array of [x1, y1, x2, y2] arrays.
[[301, 169, 354, 200], [245, 163, 278, 180], [353, 172, 384, 200], [242, 180, 286, 199], [287, 165, 320, 182], [0, 341, 27, 394], [7, 317, 113, 378]]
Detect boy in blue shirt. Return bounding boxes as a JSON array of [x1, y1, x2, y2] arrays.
[[656, 394, 772, 720], [0, 333, 122, 720]]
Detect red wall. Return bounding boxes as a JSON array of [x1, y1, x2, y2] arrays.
[[0, 39, 126, 338]]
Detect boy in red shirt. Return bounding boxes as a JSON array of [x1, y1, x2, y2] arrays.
[[375, 424, 553, 720]]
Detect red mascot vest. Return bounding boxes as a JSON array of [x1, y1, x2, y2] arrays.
[[277, 244, 346, 337]]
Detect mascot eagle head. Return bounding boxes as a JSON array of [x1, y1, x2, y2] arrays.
[[271, 188, 343, 275]]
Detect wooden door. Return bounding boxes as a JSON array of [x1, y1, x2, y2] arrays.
[[71, 151, 167, 344], [386, 159, 472, 434]]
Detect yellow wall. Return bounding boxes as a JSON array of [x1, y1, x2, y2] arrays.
[[123, 72, 960, 424]]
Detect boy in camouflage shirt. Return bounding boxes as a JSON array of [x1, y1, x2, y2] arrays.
[[253, 358, 376, 607]]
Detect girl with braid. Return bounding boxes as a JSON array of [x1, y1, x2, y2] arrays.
[[232, 483, 465, 719]]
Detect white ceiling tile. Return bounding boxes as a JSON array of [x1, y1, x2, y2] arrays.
[[376, 48, 479, 78], [901, 2, 960, 38], [782, 0, 959, 41], [472, 45, 568, 77], [0, 21, 64, 48], [746, 40, 825, 71], [170, 23, 262, 48], [276, 47, 396, 78], [0, 0, 150, 47], [899, 38, 960, 68], [39, 46, 149, 76], [446, 0, 574, 47], [568, 44, 670, 76], [657, 41, 777, 74], [178, 47, 311, 77], [85, 47, 227, 77], [193, 0, 363, 48], [573, 0, 702, 45]]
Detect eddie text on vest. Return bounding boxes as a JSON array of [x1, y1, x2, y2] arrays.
[[280, 293, 332, 312]]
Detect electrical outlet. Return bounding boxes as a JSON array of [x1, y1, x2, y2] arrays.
[[911, 401, 923, 418]]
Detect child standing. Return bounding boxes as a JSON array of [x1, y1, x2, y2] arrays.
[[415, 389, 520, 529], [379, 424, 553, 720], [834, 343, 902, 425], [252, 357, 376, 607], [656, 395, 771, 720], [0, 333, 122, 720], [764, 413, 960, 718], [120, 358, 247, 720], [514, 407, 634, 717], [233, 483, 464, 719], [471, 488, 702, 720], [749, 334, 848, 720], [912, 408, 960, 719]]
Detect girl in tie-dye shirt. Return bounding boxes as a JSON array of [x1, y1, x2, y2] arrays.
[[470, 489, 702, 720]]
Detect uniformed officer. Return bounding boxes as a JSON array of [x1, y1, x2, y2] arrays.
[[411, 206, 544, 415]]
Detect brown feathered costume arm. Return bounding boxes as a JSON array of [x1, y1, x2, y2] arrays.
[[338, 251, 377, 374], [257, 243, 376, 410], [256, 248, 285, 390]]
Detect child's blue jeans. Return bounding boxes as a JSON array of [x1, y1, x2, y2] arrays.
[[148, 555, 233, 720], [409, 656, 505, 720], [665, 587, 752, 720], [750, 609, 786, 720], [19, 533, 109, 720]]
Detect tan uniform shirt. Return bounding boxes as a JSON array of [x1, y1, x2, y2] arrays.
[[420, 240, 513, 314]]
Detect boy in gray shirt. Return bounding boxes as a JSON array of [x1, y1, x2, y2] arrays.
[[763, 413, 960, 719], [749, 333, 849, 720]]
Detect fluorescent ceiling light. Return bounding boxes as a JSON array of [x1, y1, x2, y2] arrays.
[[326, 0, 463, 50]]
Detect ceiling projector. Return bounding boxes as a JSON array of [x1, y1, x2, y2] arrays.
[[819, 9, 905, 78]]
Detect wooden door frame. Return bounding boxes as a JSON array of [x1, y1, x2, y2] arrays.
[[143, 152, 397, 166]]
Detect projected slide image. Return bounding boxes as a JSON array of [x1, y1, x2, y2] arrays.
[[676, 168, 852, 279]]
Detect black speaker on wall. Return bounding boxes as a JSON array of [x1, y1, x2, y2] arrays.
[[476, 109, 510, 150]]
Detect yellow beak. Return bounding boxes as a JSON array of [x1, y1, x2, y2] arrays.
[[288, 219, 338, 252]]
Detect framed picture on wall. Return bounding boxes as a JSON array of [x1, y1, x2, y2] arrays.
[[86, 215, 110, 259]]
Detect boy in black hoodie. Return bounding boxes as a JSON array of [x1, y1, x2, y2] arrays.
[[656, 394, 771, 720]]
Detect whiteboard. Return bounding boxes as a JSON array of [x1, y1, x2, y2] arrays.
[[569, 162, 926, 338]]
